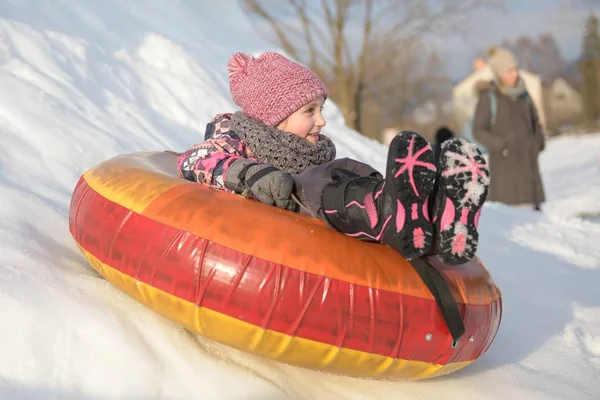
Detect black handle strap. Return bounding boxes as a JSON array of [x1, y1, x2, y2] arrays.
[[409, 258, 465, 343]]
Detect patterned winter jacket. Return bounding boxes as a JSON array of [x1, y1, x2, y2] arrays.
[[177, 113, 258, 191]]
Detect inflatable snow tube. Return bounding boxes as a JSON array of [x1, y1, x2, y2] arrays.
[[69, 151, 502, 380]]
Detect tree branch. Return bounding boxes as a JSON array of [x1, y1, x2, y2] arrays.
[[289, 0, 319, 70], [244, 0, 300, 60]]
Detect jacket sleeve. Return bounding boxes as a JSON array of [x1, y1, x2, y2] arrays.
[[472, 90, 508, 152], [177, 132, 247, 191], [531, 102, 546, 153]]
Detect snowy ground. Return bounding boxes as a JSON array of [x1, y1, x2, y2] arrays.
[[1, 1, 599, 399]]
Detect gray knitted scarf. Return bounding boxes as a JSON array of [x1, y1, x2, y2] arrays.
[[497, 77, 527, 101], [230, 111, 336, 175]]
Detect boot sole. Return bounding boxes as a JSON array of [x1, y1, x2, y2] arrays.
[[385, 132, 436, 259], [435, 138, 490, 265]]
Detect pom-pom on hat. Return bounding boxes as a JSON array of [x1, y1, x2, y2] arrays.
[[227, 52, 328, 126]]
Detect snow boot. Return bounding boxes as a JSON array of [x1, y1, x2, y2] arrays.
[[321, 131, 437, 260], [433, 137, 490, 265]]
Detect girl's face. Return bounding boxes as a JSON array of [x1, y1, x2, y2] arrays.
[[277, 96, 326, 145], [501, 67, 519, 88]]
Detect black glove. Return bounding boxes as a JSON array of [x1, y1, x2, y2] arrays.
[[225, 159, 296, 211]]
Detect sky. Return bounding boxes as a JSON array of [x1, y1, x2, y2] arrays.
[[246, 0, 600, 81], [435, 0, 600, 79]]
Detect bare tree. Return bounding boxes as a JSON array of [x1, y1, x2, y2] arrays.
[[243, 0, 498, 137]]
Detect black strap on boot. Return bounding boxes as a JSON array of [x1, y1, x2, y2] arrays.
[[323, 171, 379, 216], [409, 258, 465, 344]]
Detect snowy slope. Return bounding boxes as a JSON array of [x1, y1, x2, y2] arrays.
[[1, 1, 599, 399]]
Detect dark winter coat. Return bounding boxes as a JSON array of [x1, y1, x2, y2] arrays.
[[473, 81, 546, 205]]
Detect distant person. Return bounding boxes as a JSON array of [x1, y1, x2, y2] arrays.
[[177, 51, 491, 264], [433, 126, 454, 161], [472, 47, 546, 211]]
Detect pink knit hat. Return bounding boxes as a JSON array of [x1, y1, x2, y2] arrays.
[[227, 52, 328, 126]]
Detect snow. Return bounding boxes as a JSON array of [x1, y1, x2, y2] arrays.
[[1, 1, 599, 399]]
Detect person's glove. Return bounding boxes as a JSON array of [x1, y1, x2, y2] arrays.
[[225, 158, 296, 211]]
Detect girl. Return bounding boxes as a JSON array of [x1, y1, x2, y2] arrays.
[[178, 52, 490, 265]]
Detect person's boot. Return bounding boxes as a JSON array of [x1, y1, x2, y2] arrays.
[[433, 137, 490, 265], [321, 131, 437, 260]]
